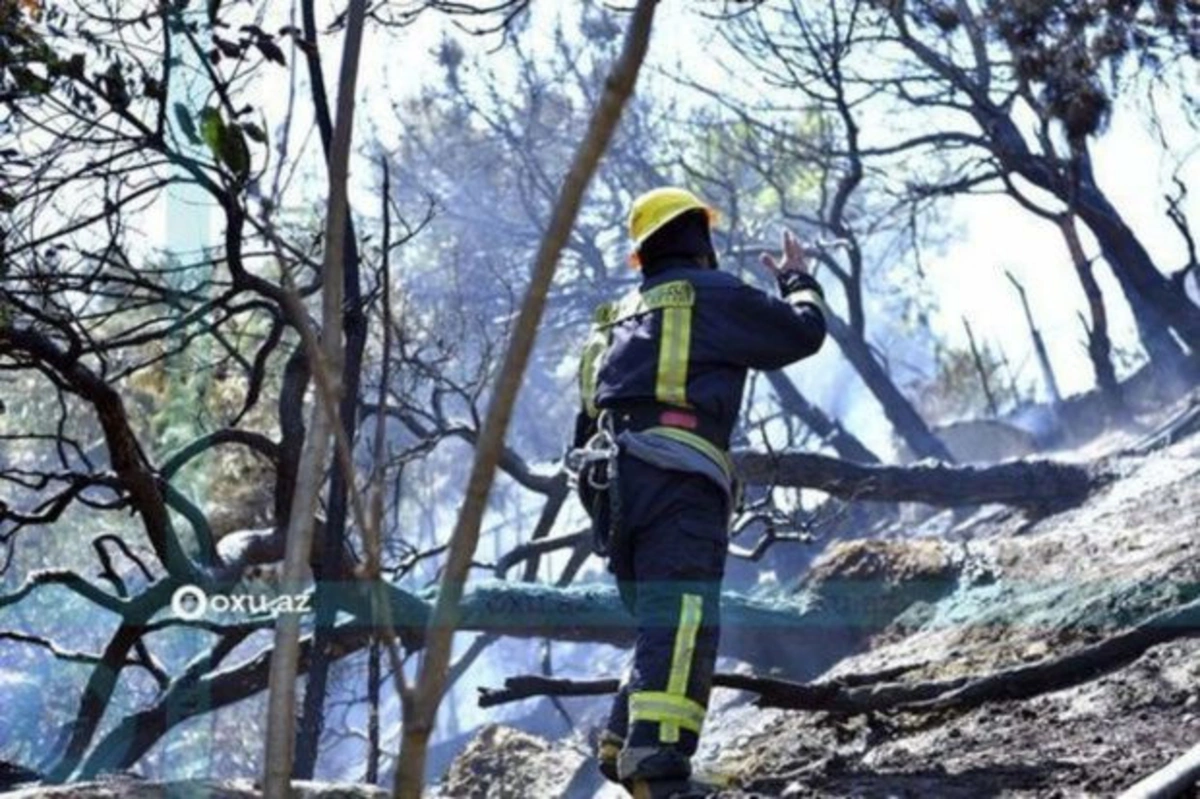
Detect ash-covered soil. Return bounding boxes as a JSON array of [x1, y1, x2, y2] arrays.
[[713, 637, 1199, 797], [698, 424, 1200, 797], [0, 780, 388, 798], [444, 396, 1200, 798]]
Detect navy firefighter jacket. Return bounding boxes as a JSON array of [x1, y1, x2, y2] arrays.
[[575, 257, 827, 459]]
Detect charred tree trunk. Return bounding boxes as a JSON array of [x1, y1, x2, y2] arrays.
[[273, 345, 310, 532], [293, 0, 371, 774], [734, 450, 1102, 511], [1072, 169, 1198, 363], [1057, 214, 1126, 416], [826, 313, 954, 462], [1007, 272, 1063, 408], [365, 639, 382, 785], [766, 370, 880, 463], [985, 115, 1199, 360]]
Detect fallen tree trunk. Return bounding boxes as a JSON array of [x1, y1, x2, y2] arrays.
[[475, 667, 930, 711], [479, 675, 620, 707], [208, 452, 1110, 584], [734, 450, 1104, 510], [78, 580, 843, 776], [339, 580, 830, 656]]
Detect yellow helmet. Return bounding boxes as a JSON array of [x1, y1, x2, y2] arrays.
[[628, 187, 716, 249]]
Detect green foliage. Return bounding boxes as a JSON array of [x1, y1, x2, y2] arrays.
[[919, 342, 1025, 421], [196, 107, 250, 180], [199, 107, 222, 152], [219, 122, 250, 180], [0, 2, 57, 102]]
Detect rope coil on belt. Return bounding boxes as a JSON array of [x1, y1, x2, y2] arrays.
[[565, 412, 622, 557], [565, 412, 620, 490]]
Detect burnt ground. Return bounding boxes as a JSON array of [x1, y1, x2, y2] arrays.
[[689, 409, 1200, 798], [713, 637, 1199, 797], [442, 395, 1200, 798]]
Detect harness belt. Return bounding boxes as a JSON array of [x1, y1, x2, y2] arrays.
[[568, 405, 735, 559], [606, 402, 730, 451]]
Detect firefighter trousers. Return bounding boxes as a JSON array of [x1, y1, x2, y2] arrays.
[[604, 452, 728, 780]]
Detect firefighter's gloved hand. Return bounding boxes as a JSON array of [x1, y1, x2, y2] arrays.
[[761, 229, 826, 302], [760, 229, 810, 280]]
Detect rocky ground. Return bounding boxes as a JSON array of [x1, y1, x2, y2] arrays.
[[0, 780, 387, 798], [439, 395, 1200, 798]]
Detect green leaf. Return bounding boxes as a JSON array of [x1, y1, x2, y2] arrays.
[[174, 103, 200, 144], [199, 107, 223, 154], [0, 190, 16, 212], [241, 121, 267, 143], [219, 123, 250, 180], [10, 66, 51, 95]]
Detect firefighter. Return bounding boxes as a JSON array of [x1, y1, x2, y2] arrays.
[[573, 187, 827, 798]]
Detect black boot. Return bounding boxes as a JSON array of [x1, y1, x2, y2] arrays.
[[629, 776, 716, 798], [620, 748, 709, 798]]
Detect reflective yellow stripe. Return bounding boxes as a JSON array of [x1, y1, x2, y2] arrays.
[[586, 279, 695, 421], [659, 593, 704, 742], [579, 301, 617, 418], [667, 594, 703, 694], [628, 692, 706, 736], [644, 426, 733, 483], [612, 291, 646, 324], [606, 280, 695, 328], [785, 288, 826, 315], [655, 305, 691, 406]]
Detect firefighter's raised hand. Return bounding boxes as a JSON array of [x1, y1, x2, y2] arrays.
[[760, 229, 810, 277]]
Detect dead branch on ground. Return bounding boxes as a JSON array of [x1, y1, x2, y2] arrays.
[[478, 595, 1200, 715]]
